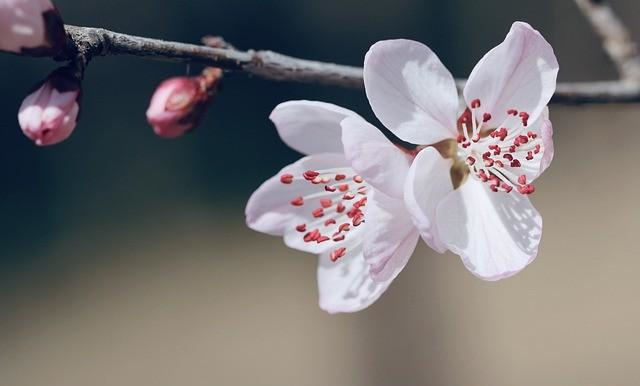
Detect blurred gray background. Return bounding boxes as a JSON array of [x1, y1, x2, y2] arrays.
[[1, 0, 639, 385]]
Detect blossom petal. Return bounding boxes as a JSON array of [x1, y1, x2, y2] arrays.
[[270, 100, 358, 155], [363, 39, 459, 145], [463, 22, 558, 126], [246, 153, 367, 254], [435, 178, 542, 280], [539, 111, 554, 174], [341, 116, 412, 198], [363, 190, 420, 282], [403, 147, 453, 253], [317, 246, 392, 313]]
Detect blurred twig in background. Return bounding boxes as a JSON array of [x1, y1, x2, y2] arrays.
[[45, 0, 640, 104]]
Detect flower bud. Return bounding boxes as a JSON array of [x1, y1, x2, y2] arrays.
[[146, 67, 222, 138], [18, 66, 81, 146], [0, 0, 66, 56]]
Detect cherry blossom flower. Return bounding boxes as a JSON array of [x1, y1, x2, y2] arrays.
[[146, 68, 222, 138], [360, 21, 558, 280], [245, 101, 420, 313], [0, 0, 66, 55], [18, 66, 81, 146]]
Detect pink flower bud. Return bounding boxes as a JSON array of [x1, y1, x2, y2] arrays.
[[146, 68, 222, 138], [0, 0, 66, 55], [18, 67, 81, 146]]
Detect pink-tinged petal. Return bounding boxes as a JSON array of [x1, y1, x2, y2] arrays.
[[364, 39, 459, 145], [341, 116, 412, 198], [435, 178, 542, 281], [464, 22, 558, 127], [270, 100, 358, 155], [464, 22, 558, 126], [317, 246, 392, 313], [539, 110, 554, 174], [363, 190, 420, 283], [0, 0, 45, 53], [403, 147, 453, 253]]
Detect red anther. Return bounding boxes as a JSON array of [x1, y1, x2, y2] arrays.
[[303, 170, 320, 180], [472, 133, 480, 143], [462, 142, 471, 148], [338, 223, 350, 232], [304, 229, 320, 242], [494, 160, 504, 168], [325, 185, 337, 192], [457, 134, 466, 143], [324, 218, 336, 226], [291, 196, 304, 206], [507, 109, 518, 116], [311, 176, 323, 184], [497, 128, 508, 141], [519, 111, 529, 120], [510, 159, 522, 167], [526, 151, 534, 161], [517, 184, 535, 195], [353, 197, 367, 209], [471, 99, 481, 108], [280, 174, 294, 184], [332, 234, 345, 242], [490, 185, 499, 192], [353, 175, 364, 183], [489, 175, 500, 186], [320, 198, 332, 208], [330, 247, 347, 262], [518, 175, 527, 185], [347, 207, 362, 218], [312, 208, 324, 218], [336, 203, 346, 213], [338, 184, 349, 192], [343, 192, 355, 200], [335, 174, 346, 181], [484, 158, 495, 167], [514, 135, 528, 146], [482, 151, 491, 159], [534, 144, 541, 154], [316, 235, 330, 243], [478, 170, 489, 182], [466, 156, 476, 165], [296, 224, 307, 232], [483, 112, 492, 122], [352, 214, 364, 226], [503, 153, 514, 161], [509, 145, 517, 153], [527, 131, 537, 139], [502, 183, 513, 193]]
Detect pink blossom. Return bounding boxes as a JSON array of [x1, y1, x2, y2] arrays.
[[18, 67, 81, 146], [146, 68, 222, 138], [361, 22, 558, 280], [0, 0, 66, 55], [245, 101, 420, 313]]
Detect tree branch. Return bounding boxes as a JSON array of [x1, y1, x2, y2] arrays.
[[51, 24, 640, 104], [574, 0, 640, 82]]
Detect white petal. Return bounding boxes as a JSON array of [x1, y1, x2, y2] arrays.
[[463, 22, 558, 126], [317, 246, 392, 313], [363, 39, 459, 145], [363, 190, 420, 282], [270, 100, 358, 155], [246, 153, 368, 255], [435, 178, 542, 280], [403, 147, 453, 253], [341, 116, 412, 198]]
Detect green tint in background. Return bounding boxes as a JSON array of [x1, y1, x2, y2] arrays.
[[0, 1, 639, 385]]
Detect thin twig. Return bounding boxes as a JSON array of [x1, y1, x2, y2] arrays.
[[574, 0, 640, 82], [45, 24, 640, 104]]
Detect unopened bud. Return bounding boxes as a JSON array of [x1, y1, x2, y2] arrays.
[[146, 68, 222, 138], [18, 66, 81, 146], [0, 0, 66, 56]]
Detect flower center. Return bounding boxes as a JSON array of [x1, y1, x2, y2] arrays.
[[279, 168, 368, 262], [454, 99, 541, 194]]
